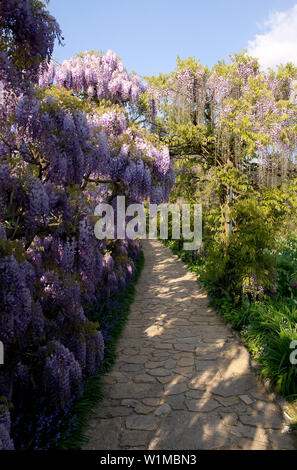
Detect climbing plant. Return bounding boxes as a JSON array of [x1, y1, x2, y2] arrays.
[[0, 2, 174, 450], [147, 52, 297, 299]]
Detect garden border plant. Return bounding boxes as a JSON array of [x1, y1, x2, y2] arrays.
[[0, 1, 174, 450]]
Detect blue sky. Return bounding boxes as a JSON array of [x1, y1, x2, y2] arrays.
[[49, 0, 297, 76]]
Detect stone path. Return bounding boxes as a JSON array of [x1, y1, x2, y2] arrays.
[[84, 240, 296, 450]]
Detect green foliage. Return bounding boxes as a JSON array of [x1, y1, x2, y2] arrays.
[[241, 300, 297, 398], [37, 86, 93, 113], [275, 236, 297, 298], [273, 62, 297, 81], [202, 193, 279, 303]]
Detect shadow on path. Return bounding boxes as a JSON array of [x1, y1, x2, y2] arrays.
[[84, 240, 296, 450]]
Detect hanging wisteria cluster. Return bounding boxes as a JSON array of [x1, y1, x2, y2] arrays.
[[147, 53, 297, 184], [0, 0, 62, 92], [40, 50, 146, 103], [0, 3, 174, 450], [147, 64, 207, 126], [208, 55, 297, 183]]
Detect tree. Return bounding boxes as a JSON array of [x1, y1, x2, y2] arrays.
[[146, 52, 297, 299]]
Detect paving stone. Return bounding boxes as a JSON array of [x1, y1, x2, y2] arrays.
[[152, 351, 170, 358], [164, 394, 184, 410], [110, 383, 163, 399], [147, 368, 172, 377], [213, 396, 240, 407], [93, 406, 132, 418], [237, 438, 270, 450], [83, 417, 123, 450], [239, 411, 284, 429], [181, 337, 201, 345], [144, 325, 164, 337], [108, 372, 129, 383], [145, 361, 166, 369], [185, 398, 220, 412], [229, 424, 268, 440], [251, 401, 280, 414], [120, 363, 143, 372], [126, 415, 159, 431], [177, 357, 194, 367], [195, 360, 218, 371], [154, 343, 173, 350], [175, 327, 202, 338], [203, 334, 232, 342], [173, 367, 194, 378], [134, 374, 156, 383], [218, 403, 248, 414], [122, 349, 139, 356], [148, 411, 229, 450], [174, 343, 196, 352], [250, 389, 275, 402], [102, 376, 117, 385], [121, 399, 140, 408], [195, 352, 222, 361], [142, 398, 163, 407], [125, 328, 145, 338], [156, 376, 176, 384], [185, 390, 205, 399], [218, 355, 250, 378], [239, 394, 254, 405], [164, 382, 188, 395], [140, 348, 154, 355], [173, 352, 195, 360], [188, 371, 221, 390], [164, 359, 177, 369], [267, 431, 296, 450], [154, 403, 172, 416], [99, 398, 121, 408], [121, 355, 148, 364], [119, 430, 151, 448], [134, 403, 154, 415], [116, 340, 140, 350], [211, 375, 257, 397], [219, 412, 238, 426]]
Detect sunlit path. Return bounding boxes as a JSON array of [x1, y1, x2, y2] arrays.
[[84, 240, 296, 450]]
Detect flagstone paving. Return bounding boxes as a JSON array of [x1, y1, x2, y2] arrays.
[[84, 240, 297, 450]]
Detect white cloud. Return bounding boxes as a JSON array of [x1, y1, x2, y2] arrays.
[[248, 4, 297, 69]]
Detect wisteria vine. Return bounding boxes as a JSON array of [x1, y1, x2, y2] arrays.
[[0, 1, 174, 450]]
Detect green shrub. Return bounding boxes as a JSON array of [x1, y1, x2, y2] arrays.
[[241, 300, 297, 398], [276, 236, 297, 298], [202, 197, 279, 304]]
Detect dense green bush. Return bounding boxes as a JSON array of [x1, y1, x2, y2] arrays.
[[241, 300, 297, 398], [203, 197, 278, 304], [276, 237, 297, 298]]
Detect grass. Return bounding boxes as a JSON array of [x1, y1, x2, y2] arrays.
[[55, 250, 145, 450]]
